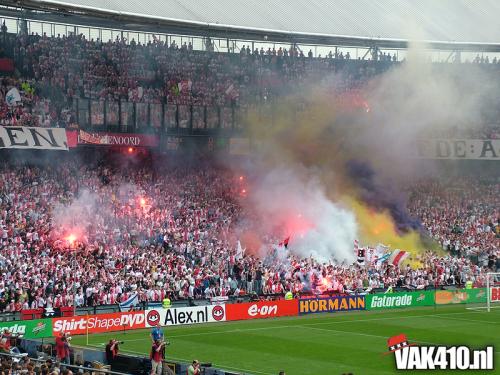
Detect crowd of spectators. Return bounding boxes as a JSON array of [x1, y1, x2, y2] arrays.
[[408, 177, 499, 267], [0, 156, 497, 312], [0, 30, 496, 137], [0, 76, 74, 127], [0, 28, 497, 313], [1, 327, 108, 374], [0, 355, 82, 375]]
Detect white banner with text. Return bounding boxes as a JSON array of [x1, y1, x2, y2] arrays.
[[416, 139, 499, 160], [0, 126, 68, 150], [145, 305, 226, 327]]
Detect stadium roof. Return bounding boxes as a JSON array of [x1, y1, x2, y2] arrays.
[[3, 0, 500, 50]]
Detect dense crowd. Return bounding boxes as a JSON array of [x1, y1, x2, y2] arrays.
[[0, 31, 381, 129], [0, 28, 498, 313], [0, 156, 497, 312], [11, 32, 388, 106], [0, 355, 78, 375], [408, 177, 499, 266], [0, 31, 497, 138], [0, 76, 74, 128]]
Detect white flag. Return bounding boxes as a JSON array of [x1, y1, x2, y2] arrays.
[[375, 243, 389, 253], [236, 240, 245, 260], [119, 292, 138, 311], [5, 88, 21, 106]]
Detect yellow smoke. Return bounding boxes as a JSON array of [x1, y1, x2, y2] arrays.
[[343, 197, 439, 266], [243, 87, 439, 261]]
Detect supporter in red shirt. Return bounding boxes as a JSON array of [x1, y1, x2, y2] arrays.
[[150, 339, 166, 375], [0, 328, 12, 352], [55, 332, 71, 365]]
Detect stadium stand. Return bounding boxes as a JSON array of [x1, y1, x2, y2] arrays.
[[0, 28, 499, 138], [0, 156, 497, 312], [0, 0, 497, 312]]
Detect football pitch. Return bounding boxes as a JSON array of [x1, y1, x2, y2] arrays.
[[72, 305, 499, 375]]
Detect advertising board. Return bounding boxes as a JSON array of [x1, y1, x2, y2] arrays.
[[0, 319, 52, 339], [145, 305, 226, 327], [52, 311, 145, 335], [299, 296, 365, 315], [366, 290, 434, 310], [490, 287, 500, 303], [435, 288, 487, 305], [226, 300, 298, 321]]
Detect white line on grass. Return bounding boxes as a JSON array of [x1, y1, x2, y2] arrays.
[[466, 306, 500, 311], [301, 325, 438, 345], [431, 315, 499, 324], [92, 310, 489, 343]]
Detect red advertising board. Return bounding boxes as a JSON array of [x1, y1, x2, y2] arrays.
[[491, 287, 500, 302], [226, 300, 298, 321], [52, 311, 145, 336], [65, 130, 159, 148]]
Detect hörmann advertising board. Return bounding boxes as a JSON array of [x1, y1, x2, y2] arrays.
[[299, 296, 365, 315]]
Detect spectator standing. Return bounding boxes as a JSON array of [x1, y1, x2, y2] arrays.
[[55, 332, 71, 366], [150, 339, 166, 375], [105, 339, 119, 370], [150, 326, 164, 342]]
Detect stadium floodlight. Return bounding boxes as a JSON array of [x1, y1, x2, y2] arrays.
[[486, 272, 500, 312]]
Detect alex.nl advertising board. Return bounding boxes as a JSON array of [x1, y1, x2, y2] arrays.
[[145, 305, 226, 327]]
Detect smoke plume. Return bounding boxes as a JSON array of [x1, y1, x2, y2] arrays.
[[244, 166, 358, 262], [51, 188, 103, 245], [232, 43, 493, 261]]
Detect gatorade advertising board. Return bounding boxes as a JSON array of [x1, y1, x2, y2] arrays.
[[366, 290, 434, 310], [0, 319, 53, 339]]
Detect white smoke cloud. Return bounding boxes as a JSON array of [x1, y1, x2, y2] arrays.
[[246, 166, 358, 263], [350, 44, 496, 178], [51, 188, 103, 243]]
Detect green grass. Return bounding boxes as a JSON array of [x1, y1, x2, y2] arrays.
[[72, 305, 500, 375]]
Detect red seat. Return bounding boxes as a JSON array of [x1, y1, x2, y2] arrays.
[[20, 308, 44, 320], [60, 307, 75, 317]]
